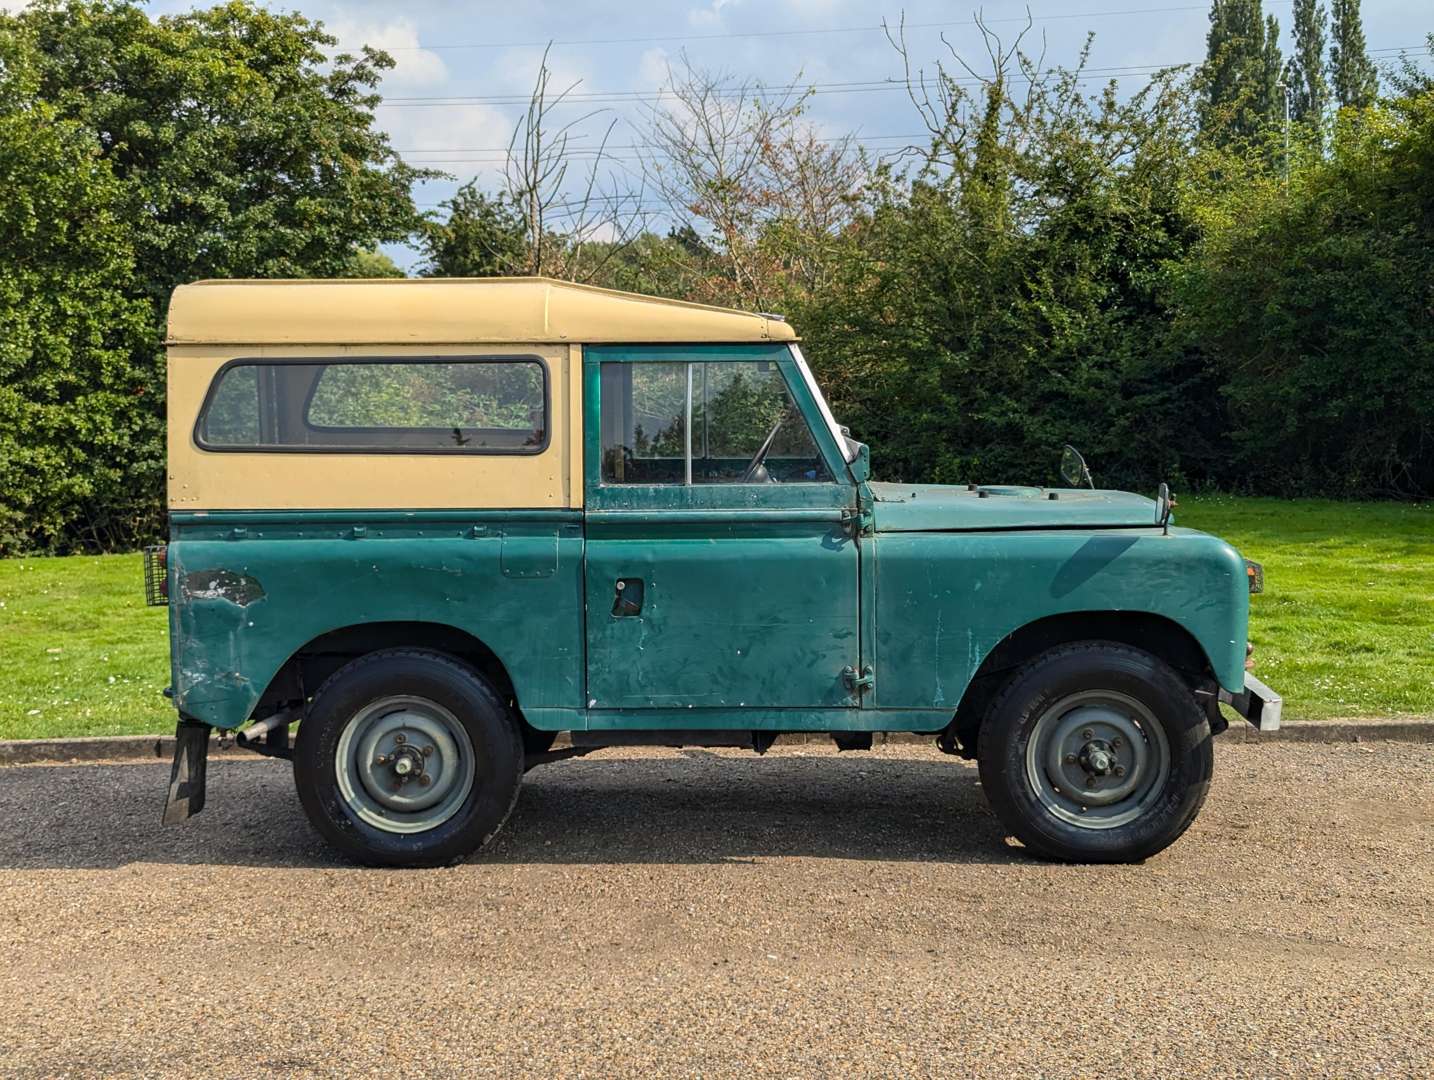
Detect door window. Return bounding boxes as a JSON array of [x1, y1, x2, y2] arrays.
[[600, 361, 831, 484]]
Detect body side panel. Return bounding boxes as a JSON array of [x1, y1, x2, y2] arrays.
[[166, 342, 578, 512], [872, 528, 1250, 708], [167, 511, 585, 729]]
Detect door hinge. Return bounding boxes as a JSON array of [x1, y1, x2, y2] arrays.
[[840, 507, 874, 537], [841, 665, 874, 693]]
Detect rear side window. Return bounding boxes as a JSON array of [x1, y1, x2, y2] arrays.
[[196, 358, 547, 453]]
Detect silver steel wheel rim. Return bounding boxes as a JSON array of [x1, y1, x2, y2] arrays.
[[1024, 690, 1170, 831], [335, 696, 476, 835]]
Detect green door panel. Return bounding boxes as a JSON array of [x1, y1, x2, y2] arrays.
[[871, 527, 1251, 708], [583, 517, 860, 710], [581, 344, 863, 717], [167, 512, 585, 729]]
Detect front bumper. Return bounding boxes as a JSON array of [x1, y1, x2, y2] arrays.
[[1220, 673, 1283, 731]]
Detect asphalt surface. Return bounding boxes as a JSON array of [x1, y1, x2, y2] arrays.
[[0, 741, 1431, 1078]]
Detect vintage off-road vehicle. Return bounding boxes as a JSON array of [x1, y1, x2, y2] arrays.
[[151, 278, 1279, 866]]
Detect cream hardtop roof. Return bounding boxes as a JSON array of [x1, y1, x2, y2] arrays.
[[167, 276, 797, 347]]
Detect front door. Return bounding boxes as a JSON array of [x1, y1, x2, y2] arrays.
[[582, 345, 860, 723]]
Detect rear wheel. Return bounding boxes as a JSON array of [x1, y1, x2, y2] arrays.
[[977, 642, 1213, 863], [294, 649, 524, 867]]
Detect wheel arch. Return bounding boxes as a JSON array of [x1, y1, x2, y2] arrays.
[[944, 611, 1217, 758], [254, 620, 522, 722]]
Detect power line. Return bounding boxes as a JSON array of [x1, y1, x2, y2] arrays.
[[382, 65, 1181, 103], [395, 133, 925, 154], [379, 3, 1294, 53], [374, 45, 1422, 109], [377, 66, 1192, 109]]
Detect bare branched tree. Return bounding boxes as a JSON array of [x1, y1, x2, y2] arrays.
[[643, 54, 864, 306], [504, 43, 648, 281], [883, 8, 1045, 177]]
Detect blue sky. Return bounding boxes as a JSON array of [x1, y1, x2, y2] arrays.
[[143, 0, 1430, 268]]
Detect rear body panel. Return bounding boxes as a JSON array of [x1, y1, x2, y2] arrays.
[[167, 511, 585, 730]]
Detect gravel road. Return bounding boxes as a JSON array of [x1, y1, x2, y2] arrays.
[[1, 741, 1431, 1078]]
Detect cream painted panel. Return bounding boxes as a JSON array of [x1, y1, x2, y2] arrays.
[[167, 343, 579, 510], [167, 277, 797, 346]]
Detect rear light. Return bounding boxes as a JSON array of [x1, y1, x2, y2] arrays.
[[1245, 559, 1264, 594], [144, 545, 168, 606]]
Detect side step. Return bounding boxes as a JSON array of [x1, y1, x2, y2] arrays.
[[565, 730, 875, 753]]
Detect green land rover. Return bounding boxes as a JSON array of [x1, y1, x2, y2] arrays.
[[151, 277, 1279, 867]]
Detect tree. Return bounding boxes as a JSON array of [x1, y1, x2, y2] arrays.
[[1172, 88, 1434, 495], [418, 184, 526, 278], [0, 31, 152, 553], [344, 249, 405, 278], [501, 43, 646, 281], [1285, 0, 1330, 127], [643, 54, 864, 308], [1199, 0, 1284, 144], [15, 0, 429, 311], [795, 26, 1218, 491], [1330, 0, 1379, 108], [0, 0, 430, 551]]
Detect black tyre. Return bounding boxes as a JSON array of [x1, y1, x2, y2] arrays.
[[976, 641, 1213, 863], [294, 649, 524, 868]]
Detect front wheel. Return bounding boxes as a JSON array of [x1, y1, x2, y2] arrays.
[[977, 642, 1213, 863], [294, 649, 524, 867]]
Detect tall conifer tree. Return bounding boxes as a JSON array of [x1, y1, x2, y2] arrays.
[[1330, 0, 1379, 107], [1285, 0, 1330, 124], [1200, 0, 1284, 141]]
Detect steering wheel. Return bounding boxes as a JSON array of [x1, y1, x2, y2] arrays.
[[740, 414, 788, 483]]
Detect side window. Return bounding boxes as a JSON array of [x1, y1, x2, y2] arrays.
[[200, 364, 260, 446], [600, 360, 831, 485], [196, 359, 546, 453]]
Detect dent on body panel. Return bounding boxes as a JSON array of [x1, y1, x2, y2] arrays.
[[169, 547, 262, 719]]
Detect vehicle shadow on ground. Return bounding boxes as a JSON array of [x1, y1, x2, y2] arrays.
[[0, 750, 1027, 870]]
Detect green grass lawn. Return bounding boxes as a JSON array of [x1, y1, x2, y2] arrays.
[[0, 495, 1430, 740], [1177, 496, 1433, 721], [0, 554, 170, 739]]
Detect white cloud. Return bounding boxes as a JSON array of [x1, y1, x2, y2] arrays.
[[330, 17, 448, 90], [638, 47, 672, 89], [688, 0, 740, 30], [387, 101, 513, 168], [492, 45, 594, 99]]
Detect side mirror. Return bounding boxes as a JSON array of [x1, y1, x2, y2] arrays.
[[1060, 445, 1094, 489], [1155, 482, 1174, 532]]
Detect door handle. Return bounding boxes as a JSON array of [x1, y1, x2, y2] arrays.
[[612, 578, 645, 617]]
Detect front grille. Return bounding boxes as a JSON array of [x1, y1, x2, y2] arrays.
[[143, 545, 168, 606]]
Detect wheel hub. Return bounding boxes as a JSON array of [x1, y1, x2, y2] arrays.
[[1026, 692, 1171, 830], [334, 696, 477, 835], [1081, 740, 1116, 776]]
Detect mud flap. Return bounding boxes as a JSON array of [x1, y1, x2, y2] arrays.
[[162, 719, 212, 825]]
